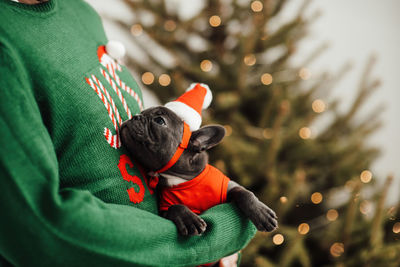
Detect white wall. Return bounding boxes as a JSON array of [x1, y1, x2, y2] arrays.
[[293, 0, 400, 204], [86, 0, 400, 204]]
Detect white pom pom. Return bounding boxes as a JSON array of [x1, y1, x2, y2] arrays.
[[106, 40, 126, 60], [187, 83, 212, 110], [199, 83, 212, 109], [165, 101, 202, 131]]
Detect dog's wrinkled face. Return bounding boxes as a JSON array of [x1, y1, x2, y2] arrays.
[[120, 106, 183, 172], [120, 106, 226, 179]]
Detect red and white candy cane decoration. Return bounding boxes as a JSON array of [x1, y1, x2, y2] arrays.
[[86, 45, 145, 149], [105, 63, 144, 112], [100, 68, 133, 120], [92, 74, 123, 127], [98, 45, 122, 71], [98, 45, 143, 113], [85, 76, 121, 149]]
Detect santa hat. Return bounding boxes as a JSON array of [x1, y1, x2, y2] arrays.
[[165, 83, 212, 131]]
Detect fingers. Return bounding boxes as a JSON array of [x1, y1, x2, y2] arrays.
[[219, 253, 239, 267]]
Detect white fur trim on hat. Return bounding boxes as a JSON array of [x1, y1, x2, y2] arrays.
[[165, 101, 202, 131], [187, 83, 212, 110]]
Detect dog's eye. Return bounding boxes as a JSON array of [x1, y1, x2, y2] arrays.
[[154, 116, 166, 126]]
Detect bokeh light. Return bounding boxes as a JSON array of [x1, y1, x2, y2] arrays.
[[251, 1, 263, 12], [326, 209, 339, 221], [393, 222, 400, 233], [200, 60, 213, 72], [262, 128, 273, 139], [312, 99, 326, 113], [130, 24, 143, 36], [280, 196, 288, 203], [272, 234, 284, 245], [164, 20, 176, 32], [261, 73, 273, 85], [141, 72, 154, 85], [209, 15, 221, 27], [330, 242, 344, 257], [311, 192, 323, 204], [299, 127, 311, 139], [298, 223, 310, 235], [158, 74, 171, 86], [360, 200, 372, 215], [299, 68, 311, 80], [244, 54, 256, 66], [360, 170, 373, 183]]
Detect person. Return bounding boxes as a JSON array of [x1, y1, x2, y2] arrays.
[[0, 0, 256, 266]]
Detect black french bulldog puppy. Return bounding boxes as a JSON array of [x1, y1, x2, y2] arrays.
[[120, 106, 278, 236]]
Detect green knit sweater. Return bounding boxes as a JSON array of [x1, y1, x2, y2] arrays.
[[0, 0, 256, 266]]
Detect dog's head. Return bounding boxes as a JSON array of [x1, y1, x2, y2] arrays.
[[120, 106, 225, 178]]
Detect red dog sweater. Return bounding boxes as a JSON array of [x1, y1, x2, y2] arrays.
[[159, 164, 230, 214]]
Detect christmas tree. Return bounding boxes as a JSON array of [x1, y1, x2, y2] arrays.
[[110, 0, 400, 266]]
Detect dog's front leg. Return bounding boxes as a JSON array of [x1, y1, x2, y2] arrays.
[[163, 204, 207, 236], [227, 181, 278, 232]]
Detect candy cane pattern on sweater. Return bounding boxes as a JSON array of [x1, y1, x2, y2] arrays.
[[98, 45, 143, 113], [100, 68, 133, 120], [87, 45, 144, 149], [106, 63, 144, 112], [85, 76, 121, 149], [92, 74, 123, 127]]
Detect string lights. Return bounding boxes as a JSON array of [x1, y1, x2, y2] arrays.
[[158, 74, 171, 86], [360, 170, 372, 183], [280, 196, 288, 204], [330, 242, 344, 257], [299, 68, 311, 80], [393, 222, 400, 234], [299, 127, 311, 139], [209, 15, 221, 27], [130, 24, 143, 36], [244, 54, 256, 66], [272, 234, 284, 245], [326, 209, 339, 221], [312, 99, 326, 113], [262, 128, 273, 139], [261, 73, 273, 85], [359, 200, 372, 215], [200, 60, 213, 72], [164, 20, 176, 32], [311, 192, 323, 204], [298, 223, 310, 235], [141, 72, 154, 85], [251, 1, 263, 12]]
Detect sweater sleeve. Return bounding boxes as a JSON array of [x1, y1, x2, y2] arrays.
[[0, 42, 256, 267]]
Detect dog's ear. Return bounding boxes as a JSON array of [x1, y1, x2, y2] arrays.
[[189, 125, 226, 153]]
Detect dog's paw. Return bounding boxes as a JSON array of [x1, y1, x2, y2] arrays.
[[248, 201, 278, 232], [166, 205, 207, 236]]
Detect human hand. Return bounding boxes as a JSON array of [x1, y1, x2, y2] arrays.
[[219, 253, 238, 267]]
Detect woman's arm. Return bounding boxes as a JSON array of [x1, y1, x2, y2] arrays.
[[0, 41, 256, 267]]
